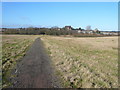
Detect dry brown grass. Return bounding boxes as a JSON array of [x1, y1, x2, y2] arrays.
[[2, 35, 39, 87], [42, 35, 118, 88]]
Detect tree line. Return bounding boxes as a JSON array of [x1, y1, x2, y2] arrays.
[[2, 27, 78, 36]]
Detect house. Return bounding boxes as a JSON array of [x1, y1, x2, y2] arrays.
[[77, 29, 86, 33], [86, 30, 94, 34], [93, 29, 100, 34], [57, 28, 61, 30], [77, 29, 93, 34], [64, 26, 72, 30], [78, 30, 81, 33], [101, 31, 118, 35]]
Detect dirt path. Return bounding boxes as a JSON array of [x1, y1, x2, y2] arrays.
[[10, 38, 60, 88]]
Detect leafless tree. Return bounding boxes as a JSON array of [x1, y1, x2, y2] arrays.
[[86, 25, 91, 30]]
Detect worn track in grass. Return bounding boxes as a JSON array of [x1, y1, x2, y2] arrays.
[[10, 38, 60, 88]]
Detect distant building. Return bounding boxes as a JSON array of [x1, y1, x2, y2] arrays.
[[78, 30, 81, 33], [93, 28, 100, 33], [77, 29, 93, 34], [51, 26, 61, 30], [112, 32, 118, 35], [101, 32, 110, 35], [77, 29, 85, 33], [64, 26, 72, 30], [57, 28, 61, 30], [101, 31, 118, 35], [86, 30, 94, 34]]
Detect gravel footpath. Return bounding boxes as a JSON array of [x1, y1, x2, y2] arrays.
[[10, 38, 61, 88]]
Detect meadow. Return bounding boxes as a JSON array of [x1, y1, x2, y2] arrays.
[[1, 35, 118, 88], [41, 36, 118, 88], [2, 35, 38, 87]]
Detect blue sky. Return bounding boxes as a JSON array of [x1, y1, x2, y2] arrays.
[[1, 0, 119, 2], [2, 2, 118, 31]]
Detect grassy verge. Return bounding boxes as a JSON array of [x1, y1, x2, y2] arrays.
[[2, 35, 38, 88], [0, 35, 2, 89], [41, 35, 118, 88]]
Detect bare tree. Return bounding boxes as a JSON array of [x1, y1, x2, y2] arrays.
[[51, 26, 59, 29], [86, 25, 91, 30], [95, 28, 98, 31]]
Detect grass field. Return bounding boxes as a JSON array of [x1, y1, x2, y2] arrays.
[[1, 35, 118, 88], [2, 35, 39, 87], [41, 36, 118, 88], [0, 36, 2, 89]]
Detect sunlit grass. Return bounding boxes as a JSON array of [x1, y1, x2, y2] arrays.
[[2, 35, 39, 88], [42, 35, 118, 88]]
